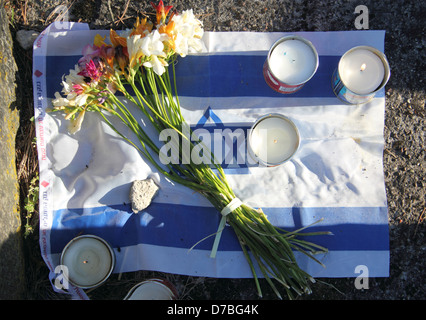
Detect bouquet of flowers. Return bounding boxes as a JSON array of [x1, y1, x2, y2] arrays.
[[51, 1, 329, 299]]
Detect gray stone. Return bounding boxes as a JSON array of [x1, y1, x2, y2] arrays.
[[129, 179, 160, 213], [16, 29, 39, 50], [0, 6, 25, 299]]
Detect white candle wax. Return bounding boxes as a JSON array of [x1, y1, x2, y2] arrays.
[[339, 48, 385, 95], [269, 39, 317, 85], [62, 236, 113, 287], [250, 116, 299, 165]]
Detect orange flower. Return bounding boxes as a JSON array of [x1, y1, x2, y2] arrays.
[[94, 34, 108, 47], [158, 19, 176, 53], [115, 45, 129, 74], [131, 17, 153, 36], [151, 0, 173, 24], [110, 29, 127, 47], [158, 18, 175, 37], [100, 45, 115, 71]]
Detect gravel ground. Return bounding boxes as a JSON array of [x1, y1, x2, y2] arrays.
[[7, 0, 425, 300]]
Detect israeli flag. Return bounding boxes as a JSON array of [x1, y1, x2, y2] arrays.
[[33, 23, 389, 298]]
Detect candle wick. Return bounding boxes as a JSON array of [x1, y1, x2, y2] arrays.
[[83, 260, 88, 264], [360, 63, 367, 71]]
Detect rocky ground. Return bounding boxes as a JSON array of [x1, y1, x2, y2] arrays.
[[2, 0, 424, 300]]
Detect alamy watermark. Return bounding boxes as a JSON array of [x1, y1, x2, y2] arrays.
[[51, 5, 70, 30], [158, 124, 272, 166], [354, 5, 369, 30], [54, 264, 69, 291], [159, 125, 255, 166], [354, 264, 369, 290]]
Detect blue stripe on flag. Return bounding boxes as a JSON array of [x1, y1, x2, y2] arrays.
[[175, 54, 338, 98], [45, 54, 339, 99], [49, 203, 389, 254]]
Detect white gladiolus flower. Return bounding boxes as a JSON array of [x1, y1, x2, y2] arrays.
[[137, 30, 169, 75], [127, 34, 142, 55], [53, 65, 90, 109], [67, 64, 84, 81], [127, 34, 145, 67], [74, 93, 89, 106], [52, 91, 71, 107], [143, 55, 169, 76], [173, 33, 189, 57], [188, 37, 205, 54], [61, 65, 85, 95], [141, 30, 167, 57], [173, 9, 202, 30], [61, 78, 72, 94], [172, 9, 205, 56], [68, 109, 86, 134]]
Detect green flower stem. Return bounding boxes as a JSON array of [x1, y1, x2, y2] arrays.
[[97, 60, 329, 299]]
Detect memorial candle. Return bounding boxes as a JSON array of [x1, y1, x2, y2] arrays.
[[264, 36, 318, 93], [332, 46, 390, 104], [339, 48, 385, 95], [249, 114, 300, 166], [60, 235, 115, 289]]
